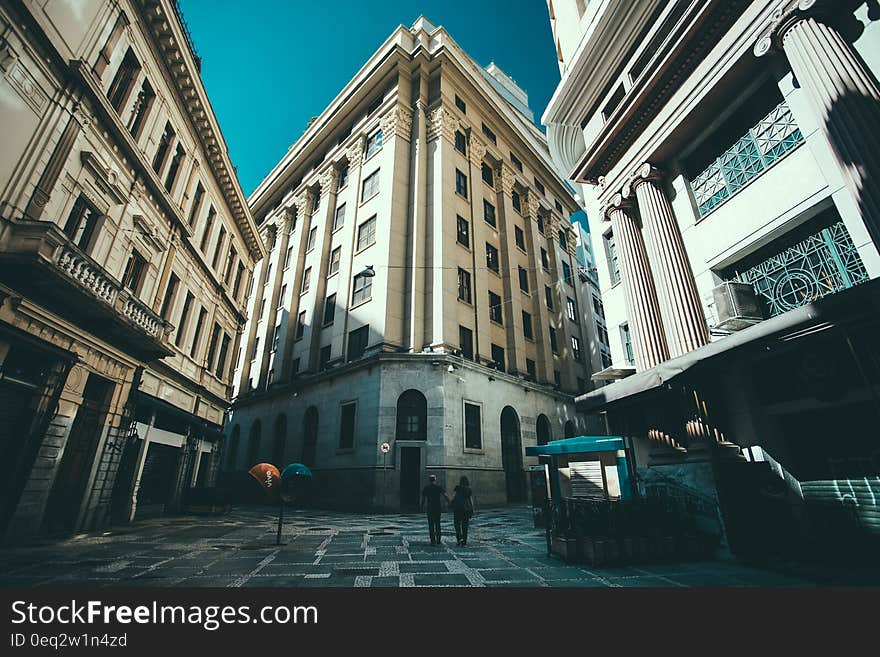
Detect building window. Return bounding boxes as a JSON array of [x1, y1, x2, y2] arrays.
[[464, 402, 482, 449], [481, 162, 494, 187], [206, 323, 221, 368], [301, 267, 311, 294], [455, 95, 467, 113], [457, 267, 472, 304], [365, 130, 383, 159], [514, 225, 526, 251], [489, 291, 503, 324], [605, 231, 621, 284], [189, 307, 206, 358], [571, 335, 582, 361], [601, 350, 612, 369], [602, 83, 625, 121], [339, 401, 357, 449], [152, 122, 175, 175], [159, 273, 180, 320], [107, 48, 140, 111], [549, 326, 558, 354], [278, 284, 288, 307], [328, 246, 341, 276], [621, 323, 634, 365], [199, 206, 215, 252], [545, 285, 554, 310], [175, 291, 194, 348], [295, 311, 306, 340], [526, 358, 536, 380], [566, 297, 577, 322], [522, 311, 533, 340], [455, 169, 468, 198], [511, 190, 521, 212], [691, 100, 804, 218], [251, 336, 260, 361], [347, 325, 369, 361], [127, 78, 155, 139], [164, 144, 185, 192], [459, 325, 473, 360], [216, 333, 231, 380], [306, 226, 318, 252], [456, 215, 470, 248], [592, 294, 604, 317], [510, 152, 523, 172], [352, 272, 372, 305], [257, 298, 266, 322], [272, 323, 282, 351], [541, 247, 549, 270], [481, 123, 496, 144], [323, 294, 337, 325], [534, 178, 545, 195], [518, 266, 529, 293], [333, 203, 346, 231], [597, 323, 610, 348], [361, 169, 380, 201], [319, 345, 332, 371], [554, 370, 562, 387], [562, 261, 573, 285], [455, 130, 467, 155], [233, 263, 246, 300], [337, 163, 349, 190], [211, 226, 226, 270], [555, 200, 563, 213], [356, 215, 377, 250], [283, 245, 293, 269], [63, 195, 101, 252], [121, 249, 147, 296], [491, 343, 506, 373], [224, 247, 237, 285], [559, 230, 568, 250], [188, 182, 205, 226], [537, 215, 545, 235], [484, 200, 496, 227], [485, 242, 499, 273]]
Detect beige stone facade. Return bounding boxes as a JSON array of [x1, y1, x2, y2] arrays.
[[227, 18, 603, 510], [0, 0, 262, 539]]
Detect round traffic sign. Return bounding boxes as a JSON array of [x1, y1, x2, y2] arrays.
[[380, 442, 391, 454]]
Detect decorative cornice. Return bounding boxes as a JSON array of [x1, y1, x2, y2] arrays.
[[379, 105, 413, 141]]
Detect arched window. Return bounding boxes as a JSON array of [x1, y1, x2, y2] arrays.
[[302, 407, 318, 467], [564, 420, 576, 439], [396, 390, 427, 441], [272, 414, 287, 466], [247, 419, 262, 466], [536, 414, 552, 446], [227, 425, 240, 470]]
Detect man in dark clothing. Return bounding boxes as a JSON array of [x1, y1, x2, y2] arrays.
[[420, 474, 449, 545]]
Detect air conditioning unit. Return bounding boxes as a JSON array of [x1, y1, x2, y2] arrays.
[[712, 281, 764, 331]]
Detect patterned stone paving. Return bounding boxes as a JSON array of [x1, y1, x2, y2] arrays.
[[0, 506, 822, 588]]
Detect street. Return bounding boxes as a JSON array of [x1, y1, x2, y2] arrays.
[[0, 506, 818, 588]]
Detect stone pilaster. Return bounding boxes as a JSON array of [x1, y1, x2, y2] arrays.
[[628, 163, 708, 358], [603, 194, 669, 370], [755, 0, 880, 253]]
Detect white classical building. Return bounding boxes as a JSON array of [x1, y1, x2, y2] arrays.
[[225, 17, 606, 510], [543, 0, 880, 559], [0, 0, 262, 538]]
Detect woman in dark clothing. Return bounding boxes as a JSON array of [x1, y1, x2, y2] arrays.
[[450, 476, 475, 546]]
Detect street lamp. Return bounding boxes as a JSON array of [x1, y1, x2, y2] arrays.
[[358, 265, 375, 278]]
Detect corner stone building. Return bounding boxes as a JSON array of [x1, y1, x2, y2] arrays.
[[227, 18, 604, 511], [0, 0, 263, 539]]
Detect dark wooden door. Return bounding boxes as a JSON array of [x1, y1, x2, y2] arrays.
[[399, 447, 421, 511]]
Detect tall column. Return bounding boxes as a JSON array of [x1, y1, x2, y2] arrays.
[[307, 166, 340, 371], [629, 163, 708, 358], [604, 194, 669, 370], [755, 0, 880, 253]]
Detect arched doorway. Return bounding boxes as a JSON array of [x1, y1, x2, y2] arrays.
[[301, 407, 318, 467], [272, 414, 287, 466], [536, 414, 552, 446], [227, 425, 240, 470], [564, 420, 576, 438], [396, 390, 427, 441], [500, 406, 525, 503], [247, 420, 261, 467]]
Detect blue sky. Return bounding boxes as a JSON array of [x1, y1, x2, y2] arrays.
[[178, 0, 560, 196]]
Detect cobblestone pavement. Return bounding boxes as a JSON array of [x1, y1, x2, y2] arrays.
[[0, 506, 818, 588]]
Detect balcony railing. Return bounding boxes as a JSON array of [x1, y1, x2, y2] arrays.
[[690, 100, 804, 218]]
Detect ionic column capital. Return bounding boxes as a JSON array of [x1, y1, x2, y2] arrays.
[[601, 192, 633, 222], [754, 0, 860, 57], [629, 162, 665, 190]]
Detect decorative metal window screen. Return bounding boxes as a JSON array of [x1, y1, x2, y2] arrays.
[[733, 221, 868, 317], [691, 101, 803, 217]]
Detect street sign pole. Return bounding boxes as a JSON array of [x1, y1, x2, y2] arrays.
[[380, 442, 391, 511]]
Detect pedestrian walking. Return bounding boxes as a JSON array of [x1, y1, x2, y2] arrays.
[[420, 474, 449, 545], [450, 476, 475, 546]]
